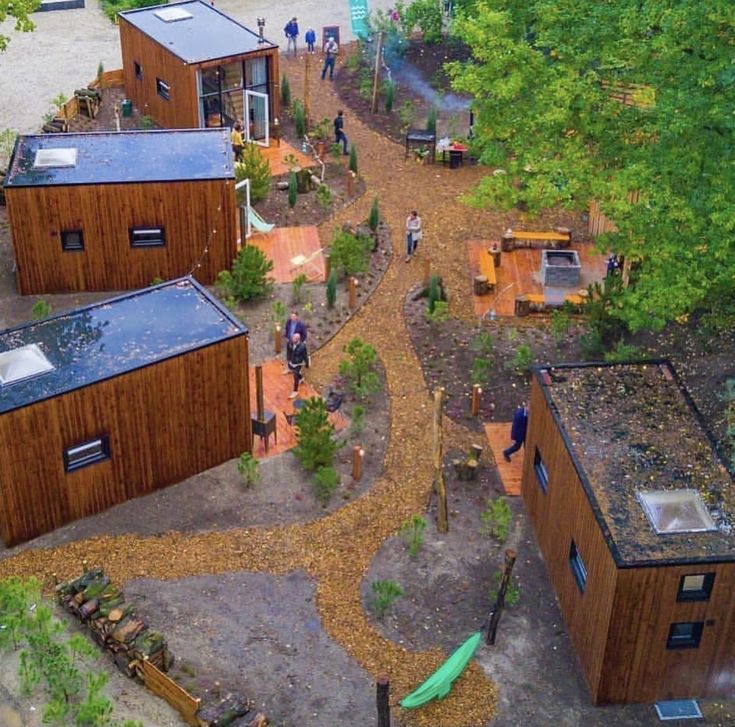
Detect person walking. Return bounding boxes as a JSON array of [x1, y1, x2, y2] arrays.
[[288, 332, 308, 398], [283, 310, 307, 373], [503, 403, 529, 462], [405, 210, 422, 262], [321, 36, 339, 80], [284, 17, 299, 56], [334, 110, 349, 155], [305, 27, 316, 53]]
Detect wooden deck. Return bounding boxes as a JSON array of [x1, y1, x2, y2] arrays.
[[249, 358, 346, 458], [247, 226, 324, 283], [468, 240, 608, 317], [260, 139, 314, 177], [484, 422, 523, 496]]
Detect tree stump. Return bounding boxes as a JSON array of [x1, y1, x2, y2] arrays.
[[474, 275, 489, 296], [296, 167, 311, 193], [514, 295, 531, 317]]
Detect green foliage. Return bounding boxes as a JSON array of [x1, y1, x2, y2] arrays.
[[339, 338, 382, 398], [43, 92, 67, 123], [0, 128, 18, 167], [480, 497, 512, 541], [328, 229, 372, 277], [397, 100, 415, 129], [32, 298, 52, 320], [488, 570, 521, 609], [315, 183, 332, 210], [399, 515, 427, 557], [96, 61, 104, 81], [294, 397, 344, 471], [330, 142, 343, 161], [427, 274, 441, 314], [288, 171, 298, 208], [235, 143, 272, 203], [271, 299, 287, 330], [280, 74, 291, 107], [349, 144, 358, 174], [349, 404, 366, 438], [604, 339, 641, 363], [369, 580, 403, 619], [470, 356, 491, 386], [506, 343, 532, 376], [137, 114, 155, 130], [0, 0, 38, 52], [326, 269, 338, 308], [368, 197, 380, 232], [550, 309, 572, 344], [311, 116, 331, 140], [425, 106, 437, 135], [403, 0, 443, 44], [100, 0, 159, 23], [723, 379, 735, 470], [313, 465, 339, 505], [293, 100, 306, 137], [384, 80, 396, 113], [425, 300, 449, 324], [448, 0, 735, 331], [290, 273, 308, 305], [236, 452, 260, 488], [217, 245, 274, 302], [149, 276, 164, 286], [358, 68, 375, 100], [472, 330, 494, 357], [282, 153, 299, 172]]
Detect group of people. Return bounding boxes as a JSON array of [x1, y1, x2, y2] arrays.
[[283, 18, 340, 80], [283, 310, 309, 399]]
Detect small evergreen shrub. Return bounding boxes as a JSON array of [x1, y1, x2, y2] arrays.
[[470, 356, 491, 385], [506, 343, 533, 375], [315, 183, 332, 209], [217, 246, 274, 302], [425, 300, 449, 324], [271, 299, 287, 330], [550, 309, 572, 343], [480, 497, 512, 541], [397, 100, 415, 129], [294, 397, 344, 471], [488, 570, 521, 608], [604, 338, 641, 363], [370, 580, 403, 619], [349, 404, 365, 438], [384, 80, 395, 113], [326, 269, 338, 308], [31, 299, 52, 320], [368, 197, 380, 232], [313, 465, 339, 505], [288, 171, 298, 208], [280, 74, 291, 107], [329, 229, 372, 277], [349, 144, 358, 174], [293, 100, 306, 137], [427, 274, 441, 314], [400, 515, 427, 557], [426, 106, 437, 134], [339, 338, 382, 398], [237, 452, 260, 488], [292, 273, 308, 304], [236, 143, 271, 202]]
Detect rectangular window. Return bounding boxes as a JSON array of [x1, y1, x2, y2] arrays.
[[569, 540, 587, 593], [666, 622, 704, 650], [130, 227, 165, 248], [534, 447, 548, 493], [61, 229, 84, 252], [156, 78, 170, 100], [134, 61, 143, 80], [64, 437, 110, 472], [677, 573, 715, 602]]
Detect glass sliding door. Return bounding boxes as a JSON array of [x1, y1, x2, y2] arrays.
[[245, 90, 269, 145]]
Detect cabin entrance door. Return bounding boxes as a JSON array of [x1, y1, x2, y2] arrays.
[[244, 90, 269, 147]]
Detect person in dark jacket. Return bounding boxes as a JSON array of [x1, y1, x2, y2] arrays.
[[334, 110, 349, 155], [305, 27, 316, 53], [284, 17, 299, 55], [283, 310, 307, 372], [288, 332, 308, 398], [503, 403, 529, 462]]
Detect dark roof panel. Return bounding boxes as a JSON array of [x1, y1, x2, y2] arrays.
[[119, 0, 277, 63], [5, 129, 234, 187], [0, 277, 247, 414]]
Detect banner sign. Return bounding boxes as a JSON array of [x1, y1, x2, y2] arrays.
[[348, 0, 369, 38]]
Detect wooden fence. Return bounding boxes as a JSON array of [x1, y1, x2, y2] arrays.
[[57, 69, 125, 126], [588, 190, 641, 238], [140, 660, 203, 727]]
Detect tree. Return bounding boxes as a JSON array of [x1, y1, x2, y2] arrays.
[[217, 245, 274, 302], [339, 338, 382, 398], [328, 229, 372, 277], [0, 0, 39, 52], [449, 1, 735, 331], [235, 143, 271, 203], [293, 397, 344, 471]]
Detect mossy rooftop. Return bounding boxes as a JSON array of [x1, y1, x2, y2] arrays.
[[538, 362, 734, 566]]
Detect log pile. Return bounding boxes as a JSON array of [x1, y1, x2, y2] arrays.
[[453, 443, 483, 481], [74, 87, 102, 118]]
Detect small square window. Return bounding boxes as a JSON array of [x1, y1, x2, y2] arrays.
[[156, 78, 170, 100], [135, 61, 143, 80], [61, 229, 84, 252], [130, 227, 165, 248], [64, 437, 110, 472], [534, 447, 548, 493], [666, 621, 704, 650], [569, 540, 587, 593], [677, 573, 715, 602]]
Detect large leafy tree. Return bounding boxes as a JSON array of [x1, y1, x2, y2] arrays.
[[0, 0, 40, 52], [449, 1, 735, 331]]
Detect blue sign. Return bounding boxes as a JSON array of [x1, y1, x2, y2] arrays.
[[349, 0, 369, 38]]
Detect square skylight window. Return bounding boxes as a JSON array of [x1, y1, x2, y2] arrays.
[[154, 7, 193, 22], [0, 344, 55, 386], [638, 490, 716, 535], [34, 148, 78, 169]]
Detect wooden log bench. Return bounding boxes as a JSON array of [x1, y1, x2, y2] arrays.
[[474, 248, 497, 295], [514, 290, 587, 316], [501, 227, 572, 252]]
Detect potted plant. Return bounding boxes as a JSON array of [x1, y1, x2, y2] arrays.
[[310, 117, 332, 157]]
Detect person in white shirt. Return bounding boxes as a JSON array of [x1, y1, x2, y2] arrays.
[[405, 210, 422, 262], [321, 37, 339, 80]]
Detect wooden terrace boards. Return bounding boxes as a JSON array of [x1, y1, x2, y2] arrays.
[[248, 226, 324, 283], [260, 140, 314, 177], [484, 422, 523, 496]]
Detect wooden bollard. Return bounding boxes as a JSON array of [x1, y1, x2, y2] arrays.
[[377, 676, 390, 727], [348, 276, 358, 309], [422, 258, 431, 287], [352, 445, 364, 480], [255, 365, 265, 421], [323, 252, 331, 282], [347, 170, 356, 195], [471, 384, 482, 416], [82, 559, 89, 573], [274, 323, 282, 354]]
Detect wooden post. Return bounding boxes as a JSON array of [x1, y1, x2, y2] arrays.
[[304, 53, 311, 129], [432, 388, 448, 533], [622, 256, 632, 288], [486, 548, 517, 645], [82, 559, 89, 573], [470, 443, 483, 462], [348, 277, 358, 309], [274, 324, 282, 354], [352, 445, 364, 480], [324, 252, 331, 281], [376, 676, 390, 727], [347, 170, 356, 195], [370, 32, 383, 114], [471, 384, 482, 416], [422, 258, 431, 287], [255, 365, 265, 420]]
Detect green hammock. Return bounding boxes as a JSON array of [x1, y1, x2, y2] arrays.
[[400, 631, 482, 710]]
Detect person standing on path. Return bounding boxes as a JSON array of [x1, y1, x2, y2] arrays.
[[284, 17, 299, 56], [288, 332, 308, 398], [305, 27, 316, 53], [503, 403, 529, 462], [321, 36, 339, 80], [405, 210, 422, 262], [283, 310, 307, 373], [334, 110, 349, 155]]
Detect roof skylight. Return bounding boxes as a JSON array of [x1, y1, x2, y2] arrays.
[[154, 7, 193, 22], [34, 148, 78, 169], [638, 490, 717, 535], [0, 344, 55, 386]]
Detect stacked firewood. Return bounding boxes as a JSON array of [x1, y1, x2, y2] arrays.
[[56, 568, 172, 678]]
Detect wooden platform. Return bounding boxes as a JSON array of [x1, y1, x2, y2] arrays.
[[260, 140, 314, 177], [484, 422, 523, 496], [249, 358, 346, 458], [468, 240, 607, 317], [247, 226, 324, 283]]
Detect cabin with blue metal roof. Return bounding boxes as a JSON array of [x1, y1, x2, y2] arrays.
[[119, 0, 280, 139], [0, 277, 250, 545], [4, 129, 238, 295]]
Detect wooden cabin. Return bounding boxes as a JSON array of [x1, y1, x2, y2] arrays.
[[4, 129, 237, 295], [119, 0, 280, 140], [522, 361, 735, 704], [0, 277, 250, 546]]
